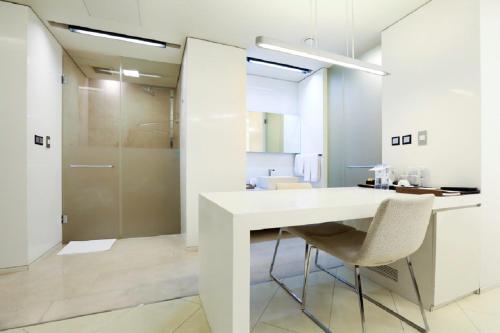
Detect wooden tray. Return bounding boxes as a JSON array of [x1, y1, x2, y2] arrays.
[[395, 187, 460, 197]]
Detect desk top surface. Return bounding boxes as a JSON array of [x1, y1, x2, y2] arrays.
[[201, 187, 481, 217]]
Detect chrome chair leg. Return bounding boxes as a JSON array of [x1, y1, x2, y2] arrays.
[[314, 260, 429, 333], [354, 266, 367, 333], [269, 228, 303, 304], [302, 245, 332, 333], [301, 244, 312, 310], [407, 257, 430, 332]]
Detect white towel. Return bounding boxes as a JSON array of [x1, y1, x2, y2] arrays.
[[303, 156, 311, 181], [294, 154, 304, 176], [298, 154, 321, 182], [310, 155, 320, 182]]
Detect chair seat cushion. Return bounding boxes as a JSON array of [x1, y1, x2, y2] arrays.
[[284, 222, 355, 242], [307, 230, 368, 266]]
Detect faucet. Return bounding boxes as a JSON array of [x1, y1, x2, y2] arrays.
[[268, 168, 276, 176]]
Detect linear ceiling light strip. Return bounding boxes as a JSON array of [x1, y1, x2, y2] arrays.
[[256, 36, 388, 76], [68, 24, 179, 48]]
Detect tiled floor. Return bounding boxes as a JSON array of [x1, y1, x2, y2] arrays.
[[0, 232, 341, 330], [4, 267, 499, 333]]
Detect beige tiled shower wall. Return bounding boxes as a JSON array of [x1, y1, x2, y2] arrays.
[[62, 54, 180, 241]]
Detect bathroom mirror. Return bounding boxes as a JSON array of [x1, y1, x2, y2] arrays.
[[246, 111, 300, 153]]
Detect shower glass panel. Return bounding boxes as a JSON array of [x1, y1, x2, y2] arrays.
[[120, 81, 180, 237], [62, 54, 121, 241], [62, 53, 180, 241]]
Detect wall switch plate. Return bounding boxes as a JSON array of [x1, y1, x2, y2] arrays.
[[402, 134, 412, 145], [391, 136, 400, 146], [46, 136, 51, 148], [34, 135, 43, 146], [418, 130, 428, 146]]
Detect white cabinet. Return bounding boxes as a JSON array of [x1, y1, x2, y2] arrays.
[[363, 206, 481, 310]]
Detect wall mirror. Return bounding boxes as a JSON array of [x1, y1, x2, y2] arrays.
[[246, 111, 300, 153]]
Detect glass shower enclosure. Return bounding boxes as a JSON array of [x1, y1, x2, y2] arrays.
[[61, 53, 180, 241]]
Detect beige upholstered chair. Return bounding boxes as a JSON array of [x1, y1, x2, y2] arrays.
[[302, 194, 434, 333], [269, 182, 355, 303]]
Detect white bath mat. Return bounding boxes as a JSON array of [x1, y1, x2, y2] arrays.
[[57, 239, 116, 256]]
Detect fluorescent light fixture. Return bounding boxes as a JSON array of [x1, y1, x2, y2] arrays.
[[68, 24, 168, 48], [247, 57, 311, 74], [141, 73, 163, 78], [122, 69, 140, 78], [256, 36, 389, 76]]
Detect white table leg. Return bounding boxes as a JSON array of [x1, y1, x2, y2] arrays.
[[199, 196, 251, 333]]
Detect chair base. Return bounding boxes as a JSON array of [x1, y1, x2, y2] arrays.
[[269, 229, 343, 305], [314, 259, 429, 333]]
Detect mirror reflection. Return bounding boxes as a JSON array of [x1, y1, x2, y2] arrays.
[[246, 111, 300, 153]]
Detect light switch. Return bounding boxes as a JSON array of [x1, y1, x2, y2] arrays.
[[418, 130, 427, 146]]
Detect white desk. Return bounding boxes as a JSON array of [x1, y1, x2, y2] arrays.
[[199, 187, 481, 333]]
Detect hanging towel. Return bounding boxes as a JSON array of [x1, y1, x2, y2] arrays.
[[294, 154, 304, 176], [310, 155, 321, 182]]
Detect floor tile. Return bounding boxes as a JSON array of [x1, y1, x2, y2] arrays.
[[250, 281, 278, 329], [330, 282, 404, 333], [173, 308, 210, 333], [392, 293, 479, 333], [98, 300, 199, 333], [252, 322, 291, 333], [460, 309, 499, 333], [24, 308, 131, 333], [259, 272, 333, 333], [458, 288, 500, 316]]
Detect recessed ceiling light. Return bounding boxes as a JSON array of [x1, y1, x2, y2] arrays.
[[122, 69, 140, 78], [67, 24, 180, 49], [247, 57, 311, 74]]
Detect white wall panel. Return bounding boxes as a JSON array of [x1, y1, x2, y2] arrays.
[[0, 2, 62, 268], [180, 38, 246, 247], [479, 0, 500, 290], [382, 0, 480, 188], [0, 2, 29, 268], [26, 11, 62, 262]]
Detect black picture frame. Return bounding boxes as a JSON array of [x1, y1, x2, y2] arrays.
[[402, 134, 412, 145], [391, 136, 400, 146]]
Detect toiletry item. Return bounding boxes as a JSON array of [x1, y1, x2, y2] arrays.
[[370, 164, 391, 190]]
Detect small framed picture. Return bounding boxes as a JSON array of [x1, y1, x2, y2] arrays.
[[402, 134, 412, 145], [391, 136, 400, 146]]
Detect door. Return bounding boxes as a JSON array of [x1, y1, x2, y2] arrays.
[[62, 54, 121, 241]]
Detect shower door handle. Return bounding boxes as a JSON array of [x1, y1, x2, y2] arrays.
[[69, 164, 114, 168]]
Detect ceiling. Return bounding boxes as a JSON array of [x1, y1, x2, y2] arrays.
[[12, 0, 430, 83]]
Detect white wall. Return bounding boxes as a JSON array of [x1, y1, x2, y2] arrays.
[[382, 0, 480, 188], [0, 2, 62, 268], [26, 11, 62, 262], [180, 38, 246, 247], [479, 0, 500, 289], [299, 69, 328, 187], [0, 2, 29, 268], [246, 75, 298, 115], [327, 47, 382, 187]]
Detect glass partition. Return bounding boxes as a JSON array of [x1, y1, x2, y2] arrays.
[[62, 53, 180, 241]]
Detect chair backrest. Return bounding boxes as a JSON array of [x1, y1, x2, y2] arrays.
[[357, 194, 434, 266], [276, 182, 313, 190]]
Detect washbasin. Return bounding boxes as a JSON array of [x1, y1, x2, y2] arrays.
[[257, 176, 299, 190]]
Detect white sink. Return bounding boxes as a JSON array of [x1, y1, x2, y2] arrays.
[[257, 176, 299, 190]]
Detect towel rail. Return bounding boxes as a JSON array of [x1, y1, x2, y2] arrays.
[[346, 165, 375, 169], [69, 164, 114, 168]]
